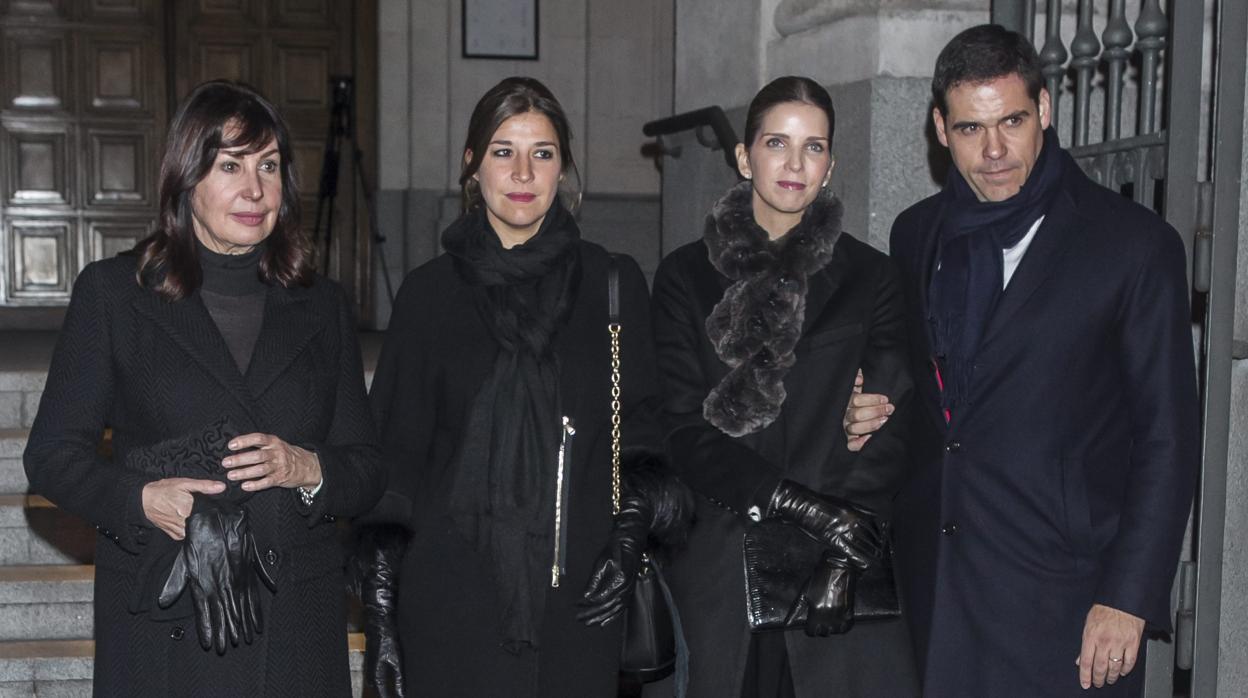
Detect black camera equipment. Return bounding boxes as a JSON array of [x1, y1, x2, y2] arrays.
[[312, 75, 395, 302]]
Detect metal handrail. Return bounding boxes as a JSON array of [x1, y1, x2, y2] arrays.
[[643, 106, 740, 172]]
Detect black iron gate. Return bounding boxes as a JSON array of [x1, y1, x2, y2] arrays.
[[991, 1, 1244, 696]]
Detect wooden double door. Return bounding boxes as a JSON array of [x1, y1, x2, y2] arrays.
[[0, 0, 375, 326]]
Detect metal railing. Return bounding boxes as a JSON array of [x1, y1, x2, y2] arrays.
[[642, 106, 740, 173]]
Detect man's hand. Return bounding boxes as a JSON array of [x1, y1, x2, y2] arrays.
[[844, 370, 893, 452], [1076, 604, 1145, 689]]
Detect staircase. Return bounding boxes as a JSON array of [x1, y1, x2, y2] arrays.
[[0, 333, 372, 696]]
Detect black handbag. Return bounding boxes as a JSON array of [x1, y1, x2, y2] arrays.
[[608, 257, 688, 694], [743, 518, 901, 632]]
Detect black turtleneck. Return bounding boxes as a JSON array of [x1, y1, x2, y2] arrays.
[[197, 240, 268, 374]]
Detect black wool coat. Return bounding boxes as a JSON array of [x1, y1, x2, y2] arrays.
[[366, 242, 663, 698], [888, 158, 1200, 697], [24, 254, 385, 697], [651, 232, 920, 698]]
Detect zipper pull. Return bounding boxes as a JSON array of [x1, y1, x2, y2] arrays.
[[551, 417, 577, 588]]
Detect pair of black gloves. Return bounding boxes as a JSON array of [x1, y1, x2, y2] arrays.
[[349, 451, 694, 698], [582, 476, 884, 638], [349, 468, 881, 695], [159, 495, 276, 654], [126, 418, 277, 655], [766, 480, 885, 637]]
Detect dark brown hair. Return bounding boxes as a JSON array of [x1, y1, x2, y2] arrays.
[[459, 76, 580, 213], [743, 76, 836, 148], [135, 80, 312, 299], [932, 24, 1043, 117]]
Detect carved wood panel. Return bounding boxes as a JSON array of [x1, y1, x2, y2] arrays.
[[194, 40, 256, 85], [0, 0, 70, 18], [273, 0, 335, 29], [2, 30, 71, 111], [84, 217, 147, 263], [82, 0, 153, 22], [4, 124, 71, 206], [83, 33, 158, 114], [7, 217, 73, 298], [0, 0, 372, 317], [86, 127, 151, 206]]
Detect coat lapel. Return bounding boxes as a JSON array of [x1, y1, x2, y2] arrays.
[[130, 291, 259, 421], [800, 245, 847, 337], [913, 200, 947, 429], [979, 181, 1081, 347], [245, 284, 322, 399]]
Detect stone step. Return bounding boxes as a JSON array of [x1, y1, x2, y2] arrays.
[[0, 566, 93, 642], [0, 368, 45, 432], [0, 633, 366, 697], [0, 638, 91, 697], [0, 496, 94, 566], [0, 431, 27, 495]]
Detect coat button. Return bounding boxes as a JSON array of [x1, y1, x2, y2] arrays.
[[170, 626, 185, 640], [265, 549, 278, 565], [945, 442, 961, 453], [941, 522, 958, 536]]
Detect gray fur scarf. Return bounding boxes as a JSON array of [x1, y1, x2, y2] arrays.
[[702, 180, 843, 437]]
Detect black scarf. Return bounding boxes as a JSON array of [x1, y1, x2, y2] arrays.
[[928, 127, 1066, 419], [702, 181, 842, 437], [441, 202, 580, 654]]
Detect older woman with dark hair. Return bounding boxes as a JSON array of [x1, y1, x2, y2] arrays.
[[354, 76, 688, 698], [23, 80, 384, 696]]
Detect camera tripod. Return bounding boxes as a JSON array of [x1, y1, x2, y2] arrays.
[[312, 75, 395, 303]]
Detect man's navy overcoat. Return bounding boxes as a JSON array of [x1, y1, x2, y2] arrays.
[[888, 157, 1199, 697]]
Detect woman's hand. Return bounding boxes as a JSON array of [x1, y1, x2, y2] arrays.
[[844, 369, 893, 452], [222, 433, 322, 492], [141, 477, 227, 540]]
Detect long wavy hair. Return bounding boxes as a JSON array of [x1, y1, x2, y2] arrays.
[[134, 80, 312, 299], [458, 76, 581, 214]]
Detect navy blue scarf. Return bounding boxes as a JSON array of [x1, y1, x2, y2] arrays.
[[928, 127, 1066, 419]]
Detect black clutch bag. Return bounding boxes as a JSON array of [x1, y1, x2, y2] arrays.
[[742, 519, 900, 632], [125, 416, 249, 502]]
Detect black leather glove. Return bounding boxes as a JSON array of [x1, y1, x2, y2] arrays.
[[578, 492, 650, 627], [766, 480, 884, 570], [348, 524, 407, 698], [803, 549, 857, 637], [579, 450, 692, 627], [158, 495, 275, 654]]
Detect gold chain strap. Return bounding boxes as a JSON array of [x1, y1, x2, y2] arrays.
[[609, 321, 622, 515]]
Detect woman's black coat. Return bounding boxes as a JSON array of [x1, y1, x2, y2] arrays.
[[651, 232, 920, 698], [23, 254, 384, 697], [367, 242, 662, 698]]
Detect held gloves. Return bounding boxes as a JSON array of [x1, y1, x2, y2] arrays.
[[348, 524, 408, 698], [579, 450, 693, 627], [767, 479, 883, 637], [578, 487, 651, 626], [802, 549, 857, 637], [766, 479, 884, 570], [158, 494, 275, 654]]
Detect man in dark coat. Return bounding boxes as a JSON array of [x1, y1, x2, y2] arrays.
[[855, 25, 1199, 697]]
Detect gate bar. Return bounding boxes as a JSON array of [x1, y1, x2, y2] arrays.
[[1190, 0, 1247, 694]]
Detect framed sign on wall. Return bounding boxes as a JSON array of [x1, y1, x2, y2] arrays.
[[462, 0, 539, 60]]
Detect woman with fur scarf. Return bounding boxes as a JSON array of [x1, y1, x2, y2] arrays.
[[650, 76, 919, 698]]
